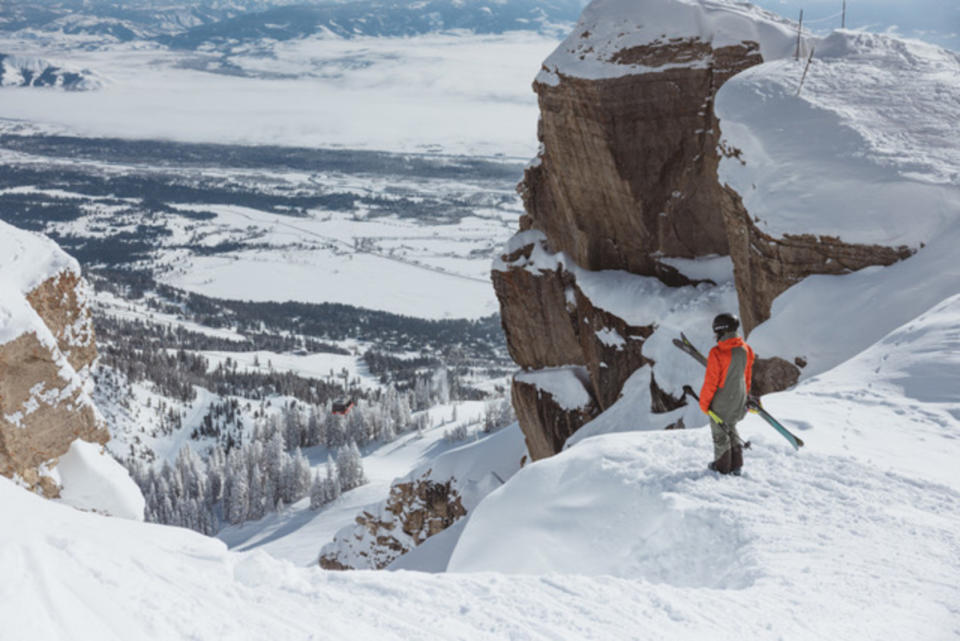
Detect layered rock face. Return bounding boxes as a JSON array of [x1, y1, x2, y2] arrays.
[[520, 41, 761, 279], [0, 223, 108, 496], [495, 0, 913, 460]]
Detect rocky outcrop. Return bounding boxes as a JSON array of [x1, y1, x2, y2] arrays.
[[491, 245, 583, 369], [511, 369, 595, 460], [495, 1, 913, 460], [521, 41, 762, 279], [720, 186, 913, 333], [0, 223, 108, 496], [25, 269, 98, 372], [319, 472, 467, 570]]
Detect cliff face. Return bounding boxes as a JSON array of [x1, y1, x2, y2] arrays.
[[0, 222, 108, 496], [495, 0, 914, 460], [521, 41, 760, 280]]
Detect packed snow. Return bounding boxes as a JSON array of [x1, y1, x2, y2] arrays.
[[717, 31, 960, 245]]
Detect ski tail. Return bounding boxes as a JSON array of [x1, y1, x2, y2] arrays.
[[673, 333, 707, 366], [747, 399, 805, 450]]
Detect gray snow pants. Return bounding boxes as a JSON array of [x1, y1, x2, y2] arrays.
[[710, 418, 743, 474]]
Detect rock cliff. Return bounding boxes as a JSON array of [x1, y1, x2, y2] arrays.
[[495, 0, 915, 459], [0, 221, 109, 497]]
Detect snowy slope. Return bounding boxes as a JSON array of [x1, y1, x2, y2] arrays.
[[447, 429, 959, 639], [762, 293, 960, 489], [717, 29, 960, 375], [6, 315, 959, 641], [447, 298, 960, 638], [1, 472, 703, 641], [216, 402, 514, 566]]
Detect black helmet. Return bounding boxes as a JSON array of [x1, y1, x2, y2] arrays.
[[712, 313, 740, 338]]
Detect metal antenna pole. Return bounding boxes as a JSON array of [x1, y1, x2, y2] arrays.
[[795, 9, 804, 59]]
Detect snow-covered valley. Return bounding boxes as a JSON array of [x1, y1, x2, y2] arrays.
[[1, 0, 959, 638], [4, 300, 960, 639]]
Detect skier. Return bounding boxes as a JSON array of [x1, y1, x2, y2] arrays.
[[699, 313, 755, 475]]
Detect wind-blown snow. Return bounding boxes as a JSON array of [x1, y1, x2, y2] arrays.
[[717, 29, 960, 375], [447, 427, 959, 639], [5, 282, 960, 641], [515, 366, 592, 410], [53, 440, 145, 520], [717, 30, 960, 247], [763, 292, 960, 489]]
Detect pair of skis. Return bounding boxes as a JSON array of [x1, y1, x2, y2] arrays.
[[673, 333, 805, 450]]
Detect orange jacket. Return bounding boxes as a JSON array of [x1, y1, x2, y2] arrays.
[[699, 336, 755, 414]]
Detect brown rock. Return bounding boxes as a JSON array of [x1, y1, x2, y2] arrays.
[[720, 186, 914, 333], [0, 270, 107, 491], [25, 270, 97, 373], [491, 253, 583, 370], [521, 41, 763, 277], [495, 28, 913, 463], [574, 288, 653, 411], [752, 356, 801, 397], [511, 374, 596, 461]]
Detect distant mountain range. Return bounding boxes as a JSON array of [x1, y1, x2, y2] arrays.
[[0, 53, 103, 90], [0, 0, 583, 49], [161, 0, 583, 48]]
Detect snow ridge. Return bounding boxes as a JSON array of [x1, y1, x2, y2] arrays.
[[536, 0, 798, 84]]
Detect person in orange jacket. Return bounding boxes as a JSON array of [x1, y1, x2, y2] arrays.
[[699, 313, 755, 475]]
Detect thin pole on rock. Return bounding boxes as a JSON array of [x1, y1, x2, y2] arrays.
[[796, 47, 816, 96], [841, 0, 846, 29], [795, 9, 804, 59]]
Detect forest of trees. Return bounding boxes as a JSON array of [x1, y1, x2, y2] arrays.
[[131, 392, 514, 534], [131, 417, 367, 534]]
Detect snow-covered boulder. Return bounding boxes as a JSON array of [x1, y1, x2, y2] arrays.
[[319, 425, 525, 570], [0, 221, 113, 499]]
